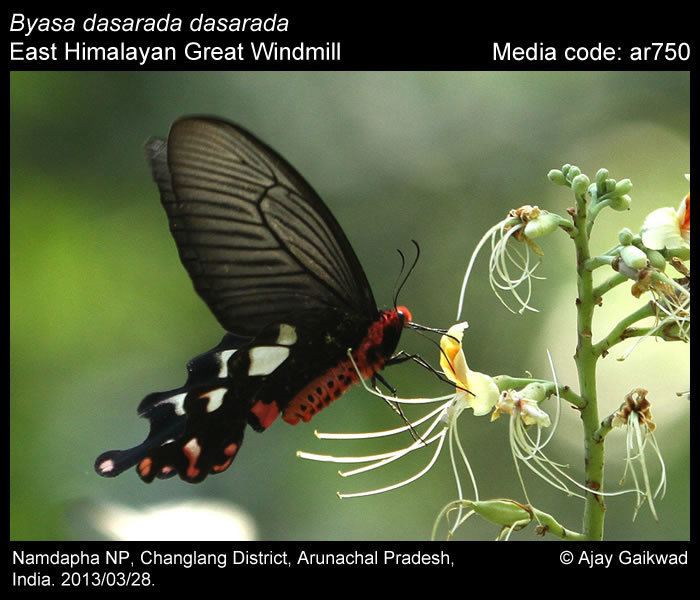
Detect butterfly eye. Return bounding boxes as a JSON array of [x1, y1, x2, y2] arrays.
[[396, 306, 413, 323]]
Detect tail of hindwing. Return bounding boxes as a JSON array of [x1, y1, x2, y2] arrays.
[[95, 334, 251, 483]]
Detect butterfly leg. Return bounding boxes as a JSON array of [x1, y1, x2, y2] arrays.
[[389, 351, 474, 396], [371, 372, 426, 445]]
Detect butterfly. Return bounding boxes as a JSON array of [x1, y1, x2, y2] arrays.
[[94, 116, 415, 483]]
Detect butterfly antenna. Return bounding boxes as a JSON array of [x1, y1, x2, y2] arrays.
[[394, 240, 421, 309], [392, 249, 407, 310]]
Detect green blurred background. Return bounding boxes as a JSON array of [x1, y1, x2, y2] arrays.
[[10, 71, 689, 541]]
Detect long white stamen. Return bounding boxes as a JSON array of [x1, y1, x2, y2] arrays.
[[448, 427, 464, 536], [453, 420, 479, 501], [632, 413, 658, 521], [315, 402, 450, 440], [339, 427, 445, 477], [337, 429, 448, 499], [457, 221, 507, 319], [489, 222, 542, 314]]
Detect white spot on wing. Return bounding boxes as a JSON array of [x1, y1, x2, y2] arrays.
[[248, 346, 290, 376], [202, 388, 227, 413], [154, 392, 186, 416], [276, 324, 297, 346], [184, 438, 201, 459], [99, 459, 114, 474], [217, 350, 237, 378]]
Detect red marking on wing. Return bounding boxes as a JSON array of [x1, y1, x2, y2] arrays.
[[211, 443, 239, 474], [183, 440, 201, 479], [138, 457, 152, 478], [251, 401, 280, 429]]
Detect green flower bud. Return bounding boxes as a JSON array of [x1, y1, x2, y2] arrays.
[[470, 500, 532, 528], [609, 194, 632, 211], [561, 163, 571, 175], [547, 169, 568, 186], [595, 168, 609, 187], [587, 183, 599, 202], [664, 246, 691, 261], [618, 228, 635, 245], [645, 249, 667, 270], [571, 173, 590, 196], [615, 178, 633, 195], [605, 178, 617, 193], [620, 245, 648, 270], [520, 382, 548, 403], [567, 166, 581, 180], [523, 211, 561, 239]]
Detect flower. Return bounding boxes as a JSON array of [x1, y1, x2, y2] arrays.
[[493, 353, 642, 509], [621, 269, 690, 360], [457, 207, 555, 318], [297, 323, 497, 539], [611, 389, 666, 521], [641, 176, 690, 251], [439, 322, 499, 416], [492, 387, 552, 427]]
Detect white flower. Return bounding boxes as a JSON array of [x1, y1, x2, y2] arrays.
[[612, 389, 666, 521], [493, 353, 642, 508], [298, 323, 498, 539], [641, 177, 690, 251], [457, 207, 551, 318], [492, 388, 552, 428]]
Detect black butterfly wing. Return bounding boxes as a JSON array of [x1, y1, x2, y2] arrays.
[[94, 333, 252, 482], [94, 310, 368, 483], [146, 116, 377, 337]]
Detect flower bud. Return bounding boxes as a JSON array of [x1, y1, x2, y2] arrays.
[[595, 168, 609, 188], [620, 245, 648, 270], [605, 178, 617, 193], [571, 173, 590, 196], [561, 163, 572, 175], [615, 178, 633, 195], [618, 227, 635, 245], [523, 211, 561, 239], [470, 500, 532, 528], [645, 249, 667, 270], [567, 166, 581, 180], [609, 194, 632, 211], [587, 183, 599, 201], [520, 382, 547, 403], [547, 169, 568, 186]]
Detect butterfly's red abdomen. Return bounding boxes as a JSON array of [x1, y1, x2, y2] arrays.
[[282, 307, 410, 425]]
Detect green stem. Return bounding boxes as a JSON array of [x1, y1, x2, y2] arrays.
[[592, 272, 628, 300], [586, 198, 612, 235], [493, 375, 585, 408], [573, 190, 605, 540], [593, 413, 616, 443], [592, 302, 656, 357], [584, 255, 615, 271]]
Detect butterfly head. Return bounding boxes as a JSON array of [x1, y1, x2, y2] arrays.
[[396, 305, 413, 324]]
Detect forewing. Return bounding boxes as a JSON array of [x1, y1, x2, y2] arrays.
[[146, 116, 376, 337]]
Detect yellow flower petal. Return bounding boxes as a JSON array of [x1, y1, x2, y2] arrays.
[[439, 322, 469, 386], [461, 371, 500, 416]]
